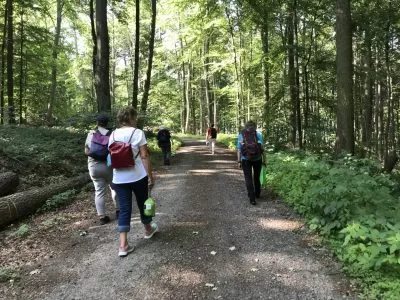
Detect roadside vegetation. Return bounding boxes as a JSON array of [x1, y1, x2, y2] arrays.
[[219, 136, 400, 299]]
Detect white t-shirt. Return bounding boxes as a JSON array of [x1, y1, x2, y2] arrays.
[[85, 126, 110, 165], [108, 127, 148, 184]]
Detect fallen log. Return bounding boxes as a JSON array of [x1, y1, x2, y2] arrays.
[[0, 172, 19, 197], [0, 173, 91, 228]]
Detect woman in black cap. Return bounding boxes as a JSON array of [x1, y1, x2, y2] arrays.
[[84, 114, 119, 224]]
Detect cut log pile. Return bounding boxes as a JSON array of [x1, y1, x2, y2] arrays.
[[0, 173, 91, 228]]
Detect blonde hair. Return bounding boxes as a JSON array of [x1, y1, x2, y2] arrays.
[[117, 107, 138, 127]]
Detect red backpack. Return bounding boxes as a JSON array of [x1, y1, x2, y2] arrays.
[[108, 129, 140, 168]]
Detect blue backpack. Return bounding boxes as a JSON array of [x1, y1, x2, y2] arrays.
[[88, 130, 111, 161]]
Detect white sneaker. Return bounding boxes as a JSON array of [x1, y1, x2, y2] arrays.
[[118, 245, 134, 257], [144, 222, 158, 239]]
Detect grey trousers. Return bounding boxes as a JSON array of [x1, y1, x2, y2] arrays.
[[88, 160, 119, 216]]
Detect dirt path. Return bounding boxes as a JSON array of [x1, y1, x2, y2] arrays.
[[2, 139, 356, 300]]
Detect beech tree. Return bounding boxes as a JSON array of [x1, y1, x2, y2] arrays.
[[336, 0, 354, 154]]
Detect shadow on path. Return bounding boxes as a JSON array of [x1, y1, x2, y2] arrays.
[[4, 139, 356, 300]]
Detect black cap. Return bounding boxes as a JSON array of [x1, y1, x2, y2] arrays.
[[95, 114, 109, 125]]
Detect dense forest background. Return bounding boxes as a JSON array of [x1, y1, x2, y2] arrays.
[[1, 0, 400, 165]]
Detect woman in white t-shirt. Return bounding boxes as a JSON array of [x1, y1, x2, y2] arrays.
[[109, 107, 157, 257]]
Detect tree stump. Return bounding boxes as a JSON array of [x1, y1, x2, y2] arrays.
[[383, 151, 398, 173], [0, 173, 91, 228], [0, 172, 19, 197]]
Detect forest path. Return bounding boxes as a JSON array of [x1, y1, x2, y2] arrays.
[[4, 139, 355, 300]]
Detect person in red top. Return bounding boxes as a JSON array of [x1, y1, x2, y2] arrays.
[[206, 123, 218, 154]]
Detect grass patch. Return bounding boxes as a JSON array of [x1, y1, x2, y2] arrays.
[[9, 224, 30, 238], [38, 189, 77, 212], [0, 268, 20, 283]]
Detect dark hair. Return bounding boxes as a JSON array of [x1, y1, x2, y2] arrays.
[[244, 120, 256, 130], [117, 107, 138, 127], [211, 123, 214, 127], [96, 114, 109, 127]]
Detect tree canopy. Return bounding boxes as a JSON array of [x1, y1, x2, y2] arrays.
[[1, 0, 400, 162]]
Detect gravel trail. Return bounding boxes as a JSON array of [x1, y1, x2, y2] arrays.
[[7, 139, 356, 300]]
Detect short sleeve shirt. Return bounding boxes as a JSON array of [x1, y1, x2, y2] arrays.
[[108, 127, 148, 184]]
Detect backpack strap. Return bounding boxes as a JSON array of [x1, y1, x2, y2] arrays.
[[128, 129, 136, 143], [95, 129, 111, 136], [110, 128, 136, 143]]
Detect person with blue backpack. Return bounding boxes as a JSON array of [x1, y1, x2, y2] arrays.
[[237, 120, 264, 205], [85, 114, 119, 225]]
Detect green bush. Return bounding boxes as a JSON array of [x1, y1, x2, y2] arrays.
[[265, 151, 400, 297], [39, 189, 77, 212]]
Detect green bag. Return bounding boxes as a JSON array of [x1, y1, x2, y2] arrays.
[[144, 190, 156, 217], [260, 165, 267, 187]]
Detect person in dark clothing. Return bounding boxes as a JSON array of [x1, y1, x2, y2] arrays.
[[206, 123, 218, 154], [157, 126, 172, 165], [236, 120, 264, 205]]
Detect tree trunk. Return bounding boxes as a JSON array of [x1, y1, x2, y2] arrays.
[[0, 174, 91, 228], [0, 172, 19, 197], [225, 7, 241, 130], [89, 0, 96, 102], [336, 0, 354, 154], [294, 0, 302, 149], [110, 15, 116, 106], [140, 0, 156, 127], [362, 31, 373, 151], [181, 62, 186, 133], [203, 39, 211, 126], [261, 20, 270, 132], [132, 0, 140, 109], [185, 61, 191, 133], [95, 0, 111, 113], [287, 6, 297, 147], [18, 6, 24, 124], [6, 0, 15, 124], [0, 4, 8, 125], [46, 0, 62, 126]]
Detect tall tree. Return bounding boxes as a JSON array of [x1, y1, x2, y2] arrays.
[[89, 0, 96, 99], [0, 3, 7, 125], [6, 0, 15, 124], [336, 0, 354, 154], [132, 0, 140, 109], [46, 0, 63, 125], [18, 4, 24, 124], [140, 0, 156, 119], [287, 1, 297, 147], [95, 0, 111, 113]]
